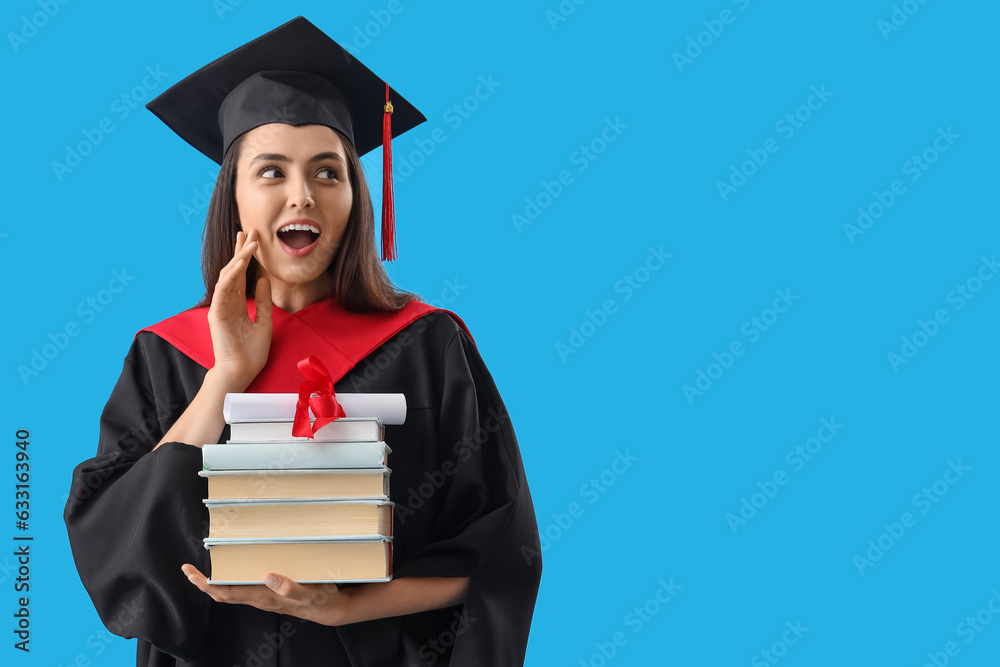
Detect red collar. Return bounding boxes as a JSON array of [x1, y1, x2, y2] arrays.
[[140, 298, 472, 392]]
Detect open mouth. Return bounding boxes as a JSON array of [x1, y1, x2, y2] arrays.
[[277, 222, 321, 250]]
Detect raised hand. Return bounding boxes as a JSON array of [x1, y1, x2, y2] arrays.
[[207, 230, 274, 389], [153, 231, 274, 451]]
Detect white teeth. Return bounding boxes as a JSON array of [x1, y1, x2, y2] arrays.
[[278, 223, 321, 234]]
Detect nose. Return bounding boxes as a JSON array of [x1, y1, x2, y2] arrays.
[[286, 176, 314, 209]]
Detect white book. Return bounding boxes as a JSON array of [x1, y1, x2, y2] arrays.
[[202, 441, 390, 470], [228, 417, 383, 443]]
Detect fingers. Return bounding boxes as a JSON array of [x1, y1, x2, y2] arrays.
[[264, 573, 291, 596], [229, 231, 259, 271], [182, 564, 227, 601], [263, 573, 309, 601], [181, 564, 207, 586], [253, 277, 273, 327], [215, 231, 260, 296], [182, 564, 338, 624], [182, 564, 280, 608], [182, 563, 245, 604]]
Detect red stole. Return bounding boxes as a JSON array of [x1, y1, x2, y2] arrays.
[[139, 298, 473, 392]]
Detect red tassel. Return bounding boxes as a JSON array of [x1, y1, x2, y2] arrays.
[[381, 83, 396, 262]]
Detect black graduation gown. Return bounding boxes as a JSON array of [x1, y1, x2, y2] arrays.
[[63, 307, 542, 666]]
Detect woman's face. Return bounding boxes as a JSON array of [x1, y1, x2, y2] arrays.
[[234, 123, 353, 301]]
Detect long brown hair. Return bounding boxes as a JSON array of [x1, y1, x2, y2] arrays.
[[195, 128, 418, 312]]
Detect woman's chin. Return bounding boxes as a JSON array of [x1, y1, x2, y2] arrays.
[[264, 269, 332, 294], [259, 255, 334, 285]]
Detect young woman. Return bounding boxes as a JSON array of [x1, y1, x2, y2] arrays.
[[63, 16, 541, 667]]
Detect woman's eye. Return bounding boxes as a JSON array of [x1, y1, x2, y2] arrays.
[[256, 166, 339, 180]]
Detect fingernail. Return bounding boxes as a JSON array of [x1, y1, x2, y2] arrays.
[[264, 575, 279, 588]]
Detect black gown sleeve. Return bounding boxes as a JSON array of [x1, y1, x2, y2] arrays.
[[338, 317, 543, 666], [63, 334, 213, 661], [431, 327, 543, 665]]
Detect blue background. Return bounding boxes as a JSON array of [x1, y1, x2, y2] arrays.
[[3, 0, 998, 664]]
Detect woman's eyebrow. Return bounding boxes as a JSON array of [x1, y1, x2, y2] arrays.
[[311, 151, 345, 164], [249, 151, 345, 165]]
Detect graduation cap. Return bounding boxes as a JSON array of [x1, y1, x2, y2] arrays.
[[145, 15, 426, 262]]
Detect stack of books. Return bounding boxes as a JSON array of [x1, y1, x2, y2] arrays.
[[199, 393, 395, 584]]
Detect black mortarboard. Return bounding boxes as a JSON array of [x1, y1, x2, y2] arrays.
[[145, 16, 426, 261]]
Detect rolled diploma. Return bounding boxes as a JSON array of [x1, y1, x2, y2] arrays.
[[223, 393, 406, 425]]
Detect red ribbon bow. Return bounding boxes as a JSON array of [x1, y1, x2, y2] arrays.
[[292, 356, 346, 439]]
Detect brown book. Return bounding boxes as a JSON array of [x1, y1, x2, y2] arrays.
[[205, 539, 392, 584], [199, 468, 390, 500], [205, 499, 393, 539]]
